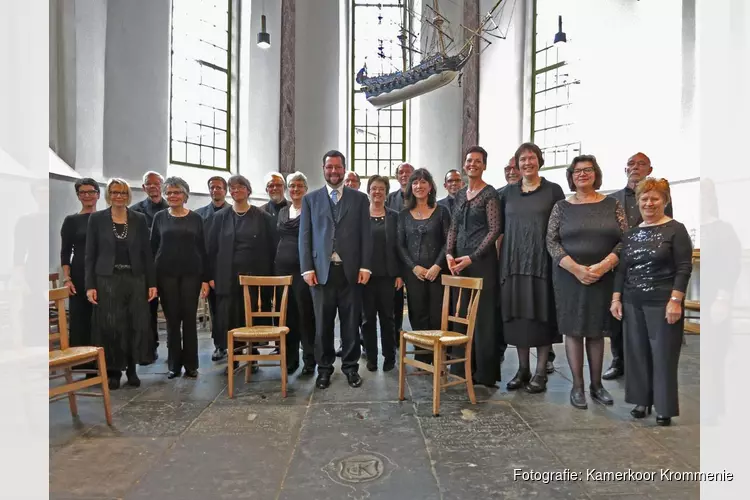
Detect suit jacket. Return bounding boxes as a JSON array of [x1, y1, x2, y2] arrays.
[[386, 189, 405, 212], [129, 197, 168, 229], [380, 208, 402, 278], [194, 201, 229, 221], [85, 208, 156, 290], [299, 186, 373, 286], [437, 195, 455, 214], [206, 205, 277, 296]]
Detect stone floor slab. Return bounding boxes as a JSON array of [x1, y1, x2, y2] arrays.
[[84, 400, 209, 438]]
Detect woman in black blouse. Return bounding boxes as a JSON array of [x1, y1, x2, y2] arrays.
[[275, 172, 315, 375], [207, 175, 277, 373], [611, 178, 693, 426], [397, 168, 451, 364], [85, 179, 157, 389], [60, 178, 100, 359], [499, 143, 565, 394], [446, 146, 502, 387], [150, 177, 209, 379], [361, 175, 403, 372]]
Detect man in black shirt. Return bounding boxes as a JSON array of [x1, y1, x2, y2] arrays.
[[385, 162, 414, 336], [260, 172, 289, 226], [195, 176, 230, 361], [604, 152, 674, 380], [437, 169, 464, 214], [131, 171, 168, 362]]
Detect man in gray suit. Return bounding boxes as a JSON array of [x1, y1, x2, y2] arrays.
[[299, 150, 373, 389]]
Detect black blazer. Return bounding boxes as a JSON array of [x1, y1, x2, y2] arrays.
[[380, 208, 402, 278], [206, 205, 276, 295], [85, 208, 156, 290], [437, 195, 455, 215], [299, 186, 373, 286]]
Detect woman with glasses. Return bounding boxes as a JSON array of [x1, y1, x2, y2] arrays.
[[85, 179, 157, 389], [60, 179, 100, 358], [546, 156, 627, 409], [150, 177, 210, 379]]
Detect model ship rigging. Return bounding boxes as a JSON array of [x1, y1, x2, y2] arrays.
[[356, 0, 510, 109]]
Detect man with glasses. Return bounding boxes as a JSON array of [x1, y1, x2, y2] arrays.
[[131, 171, 168, 362], [196, 176, 230, 361], [260, 172, 289, 226], [438, 169, 464, 214], [344, 171, 361, 191], [604, 152, 673, 380]]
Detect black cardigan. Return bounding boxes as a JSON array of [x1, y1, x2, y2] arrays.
[[85, 208, 156, 290]]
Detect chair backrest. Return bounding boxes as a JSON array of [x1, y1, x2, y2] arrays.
[[49, 273, 60, 289], [440, 275, 483, 340], [238, 275, 293, 328], [49, 287, 70, 350]]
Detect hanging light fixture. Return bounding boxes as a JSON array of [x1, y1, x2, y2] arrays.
[[257, 14, 270, 49], [554, 15, 567, 44]]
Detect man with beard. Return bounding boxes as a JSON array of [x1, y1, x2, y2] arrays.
[[131, 171, 168, 362], [299, 150, 372, 389], [260, 172, 289, 225], [195, 176, 230, 361], [437, 169, 464, 214], [603, 152, 673, 380]]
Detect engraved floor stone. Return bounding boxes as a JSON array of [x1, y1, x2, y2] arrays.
[[84, 400, 209, 438], [185, 403, 305, 445]]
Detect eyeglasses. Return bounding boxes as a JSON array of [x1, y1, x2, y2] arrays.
[[109, 191, 128, 197], [573, 167, 595, 176], [78, 190, 98, 196], [165, 190, 184, 197]]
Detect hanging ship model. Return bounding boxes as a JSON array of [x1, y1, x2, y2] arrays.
[[356, 0, 510, 109]]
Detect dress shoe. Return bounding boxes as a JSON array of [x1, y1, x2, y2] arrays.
[[126, 371, 141, 387], [211, 348, 227, 361], [525, 374, 548, 394], [656, 415, 671, 426], [602, 362, 623, 380], [589, 384, 614, 405], [630, 405, 652, 419], [315, 374, 331, 389], [382, 359, 396, 372], [366, 360, 378, 372], [108, 377, 120, 390], [184, 369, 198, 378], [506, 370, 531, 390], [346, 372, 363, 388], [570, 387, 588, 409], [167, 370, 180, 379], [287, 363, 299, 375], [336, 349, 343, 357], [546, 360, 554, 374], [301, 364, 316, 376]]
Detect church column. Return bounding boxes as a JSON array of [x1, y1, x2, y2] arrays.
[[461, 0, 480, 154], [278, 0, 296, 174]]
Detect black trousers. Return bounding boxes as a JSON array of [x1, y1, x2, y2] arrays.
[[393, 286, 405, 335], [207, 288, 221, 349], [404, 272, 444, 362], [609, 317, 624, 366], [157, 274, 201, 372], [68, 271, 93, 348], [287, 273, 316, 368], [362, 276, 397, 363], [310, 264, 362, 376], [149, 295, 160, 351]]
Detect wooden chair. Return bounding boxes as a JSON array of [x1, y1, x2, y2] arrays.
[[49, 288, 113, 425], [684, 248, 700, 335], [227, 275, 293, 398], [398, 275, 483, 416], [49, 272, 61, 330]]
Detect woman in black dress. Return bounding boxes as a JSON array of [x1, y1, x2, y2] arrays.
[[60, 178, 100, 362], [546, 156, 627, 409], [397, 168, 452, 364], [446, 146, 502, 387], [85, 179, 157, 389], [275, 172, 316, 375], [611, 178, 693, 426], [150, 177, 210, 379], [499, 143, 565, 393], [207, 175, 277, 373], [361, 175, 403, 372]]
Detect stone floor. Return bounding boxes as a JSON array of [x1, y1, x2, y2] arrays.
[[50, 325, 700, 500]]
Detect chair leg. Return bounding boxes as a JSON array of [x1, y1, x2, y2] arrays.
[[464, 343, 477, 404], [227, 332, 234, 398], [280, 335, 288, 398], [245, 341, 253, 383], [97, 349, 113, 425], [398, 333, 406, 401], [64, 368, 78, 417], [432, 343, 442, 417]]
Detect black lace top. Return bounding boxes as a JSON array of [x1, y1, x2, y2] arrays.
[[446, 185, 502, 261], [274, 206, 302, 275], [397, 205, 451, 270]]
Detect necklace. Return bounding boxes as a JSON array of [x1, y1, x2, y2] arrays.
[[522, 179, 541, 193], [575, 192, 599, 203], [234, 206, 250, 217], [113, 221, 128, 239]]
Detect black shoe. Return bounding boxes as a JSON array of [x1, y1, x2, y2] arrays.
[[301, 364, 316, 376], [630, 405, 652, 419], [316, 374, 331, 389], [108, 377, 120, 390], [167, 370, 180, 379], [525, 374, 548, 393], [546, 360, 555, 374], [507, 370, 532, 390], [211, 348, 227, 361], [656, 415, 672, 426], [366, 359, 378, 372], [287, 363, 299, 375], [346, 372, 363, 388], [570, 387, 588, 409], [602, 362, 623, 380], [184, 369, 198, 378], [382, 359, 396, 372], [126, 371, 141, 387], [335, 349, 343, 357], [589, 384, 614, 405]]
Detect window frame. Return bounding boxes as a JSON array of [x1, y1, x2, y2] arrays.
[[168, 0, 233, 172]]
